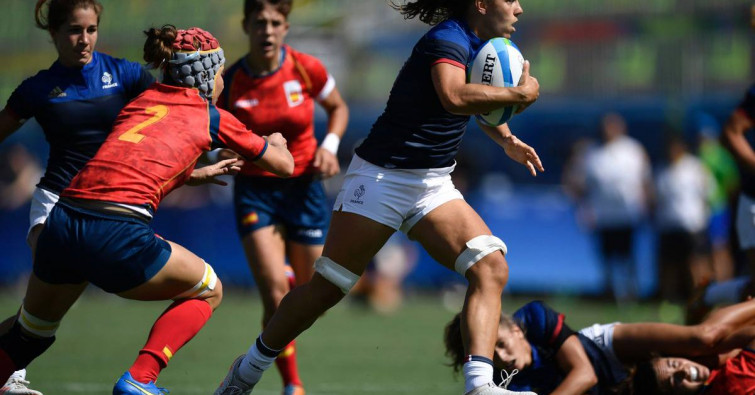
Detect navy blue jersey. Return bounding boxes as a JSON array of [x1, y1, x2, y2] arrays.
[[355, 18, 482, 169], [5, 51, 154, 194], [735, 83, 755, 198], [500, 301, 627, 394]]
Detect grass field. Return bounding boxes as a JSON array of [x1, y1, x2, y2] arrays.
[[0, 288, 682, 394]]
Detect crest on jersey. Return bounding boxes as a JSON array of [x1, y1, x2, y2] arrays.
[[283, 80, 304, 107], [101, 72, 119, 89]]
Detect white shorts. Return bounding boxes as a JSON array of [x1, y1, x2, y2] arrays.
[[28, 187, 60, 245], [579, 322, 626, 374], [737, 193, 755, 249], [334, 154, 464, 233]]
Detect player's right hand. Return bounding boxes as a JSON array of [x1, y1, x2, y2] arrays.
[[515, 60, 539, 114], [265, 132, 288, 148]]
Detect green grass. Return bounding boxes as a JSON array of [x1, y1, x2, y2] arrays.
[[0, 289, 682, 394]]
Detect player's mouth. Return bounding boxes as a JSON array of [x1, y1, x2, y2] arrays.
[[688, 366, 709, 383]]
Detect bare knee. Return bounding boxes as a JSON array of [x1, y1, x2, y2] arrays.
[[201, 278, 223, 311], [466, 253, 509, 290]]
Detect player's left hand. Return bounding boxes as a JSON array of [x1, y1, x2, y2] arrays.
[[313, 147, 340, 178], [502, 135, 544, 176], [187, 158, 244, 186]]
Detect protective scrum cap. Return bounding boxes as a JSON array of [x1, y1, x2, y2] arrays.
[[168, 27, 225, 99]]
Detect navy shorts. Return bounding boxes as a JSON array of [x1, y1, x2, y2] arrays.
[[233, 174, 329, 244], [34, 202, 172, 293]]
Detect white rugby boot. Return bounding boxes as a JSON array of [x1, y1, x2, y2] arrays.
[[465, 383, 537, 395], [214, 355, 256, 395], [0, 370, 43, 395]]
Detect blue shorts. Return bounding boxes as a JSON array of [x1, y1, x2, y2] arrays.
[[708, 207, 731, 247], [233, 174, 329, 244], [34, 202, 172, 293]]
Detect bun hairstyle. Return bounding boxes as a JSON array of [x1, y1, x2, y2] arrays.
[[143, 24, 179, 70], [35, 0, 103, 31], [143, 25, 225, 99]]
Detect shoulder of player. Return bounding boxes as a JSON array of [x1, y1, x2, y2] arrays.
[[284, 46, 325, 71], [424, 18, 469, 42]]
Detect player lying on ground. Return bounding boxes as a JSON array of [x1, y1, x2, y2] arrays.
[[445, 299, 755, 394]]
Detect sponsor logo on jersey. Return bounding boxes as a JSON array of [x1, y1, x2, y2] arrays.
[[242, 211, 259, 226], [350, 184, 366, 205], [101, 72, 119, 89], [284, 80, 304, 107], [234, 98, 259, 109]]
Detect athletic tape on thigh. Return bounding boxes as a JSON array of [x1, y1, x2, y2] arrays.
[[18, 305, 60, 338], [176, 261, 218, 299], [314, 256, 360, 294], [454, 235, 508, 275]]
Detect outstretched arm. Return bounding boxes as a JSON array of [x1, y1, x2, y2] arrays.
[[551, 335, 599, 395], [479, 122, 544, 177]]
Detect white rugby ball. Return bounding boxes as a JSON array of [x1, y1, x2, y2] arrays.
[[467, 37, 525, 126]]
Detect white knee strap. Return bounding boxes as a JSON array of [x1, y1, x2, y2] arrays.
[[176, 261, 218, 299], [18, 305, 60, 338], [314, 256, 360, 294], [454, 235, 508, 275]]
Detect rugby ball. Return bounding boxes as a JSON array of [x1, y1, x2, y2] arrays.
[[467, 37, 525, 126]]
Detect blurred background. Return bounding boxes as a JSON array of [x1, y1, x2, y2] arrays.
[[1, 0, 753, 302]]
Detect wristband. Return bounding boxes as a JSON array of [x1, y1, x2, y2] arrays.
[[320, 133, 341, 155]]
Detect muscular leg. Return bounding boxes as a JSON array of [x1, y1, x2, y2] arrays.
[[115, 240, 222, 385], [286, 241, 319, 287], [0, 275, 87, 382], [260, 211, 395, 349], [409, 199, 507, 363]]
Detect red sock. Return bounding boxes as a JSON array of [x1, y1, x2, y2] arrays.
[[275, 340, 302, 387], [0, 349, 17, 384], [128, 299, 212, 384]]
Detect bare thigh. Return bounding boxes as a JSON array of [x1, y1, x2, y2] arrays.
[[20, 274, 88, 322], [117, 240, 222, 307], [321, 211, 395, 276], [408, 199, 495, 270]]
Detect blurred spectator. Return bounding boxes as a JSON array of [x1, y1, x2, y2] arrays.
[[696, 112, 739, 282], [652, 133, 714, 303], [564, 112, 652, 303], [0, 144, 41, 210]]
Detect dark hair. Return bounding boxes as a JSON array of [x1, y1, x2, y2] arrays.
[[142, 25, 179, 71], [390, 0, 473, 25], [631, 360, 663, 395], [443, 312, 520, 374], [244, 0, 293, 19], [35, 0, 103, 31]]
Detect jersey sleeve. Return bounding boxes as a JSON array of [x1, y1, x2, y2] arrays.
[[123, 61, 155, 100], [422, 27, 470, 70], [210, 104, 267, 161], [294, 51, 334, 102], [513, 301, 576, 350], [738, 84, 755, 122], [4, 78, 34, 121]]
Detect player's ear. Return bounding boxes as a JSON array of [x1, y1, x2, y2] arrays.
[[242, 17, 250, 35], [475, 0, 488, 15]]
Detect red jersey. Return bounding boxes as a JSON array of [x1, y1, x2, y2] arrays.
[[63, 83, 267, 211], [218, 45, 334, 177], [704, 349, 755, 395]]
